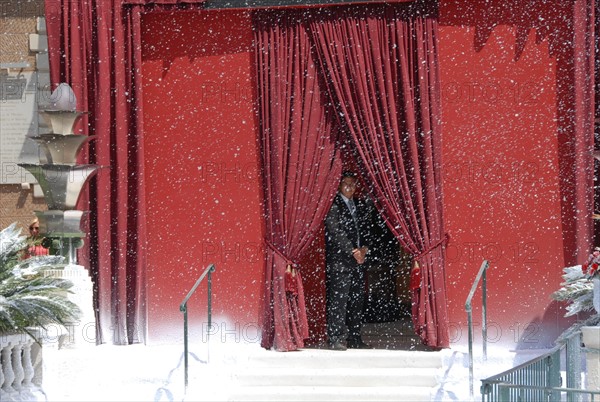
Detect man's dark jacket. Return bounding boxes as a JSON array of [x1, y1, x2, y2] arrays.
[[325, 193, 371, 272]]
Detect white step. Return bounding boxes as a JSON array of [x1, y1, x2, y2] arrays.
[[241, 348, 442, 369], [226, 385, 432, 401], [184, 345, 443, 402], [234, 367, 438, 387]]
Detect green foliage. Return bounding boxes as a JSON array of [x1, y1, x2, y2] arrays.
[[0, 223, 81, 336], [551, 265, 596, 317]]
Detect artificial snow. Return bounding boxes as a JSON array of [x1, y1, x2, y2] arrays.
[[41, 337, 549, 402]]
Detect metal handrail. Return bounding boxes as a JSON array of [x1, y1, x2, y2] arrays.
[[179, 263, 216, 392], [465, 260, 490, 400], [495, 384, 600, 402], [481, 330, 591, 402]]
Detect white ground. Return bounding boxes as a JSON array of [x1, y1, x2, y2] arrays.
[[40, 337, 550, 402]]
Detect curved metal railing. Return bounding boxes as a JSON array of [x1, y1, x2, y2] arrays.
[[180, 263, 216, 391], [481, 329, 600, 402], [465, 259, 490, 399]]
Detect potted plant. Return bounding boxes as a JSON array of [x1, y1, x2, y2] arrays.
[[551, 263, 600, 346], [0, 223, 81, 339]]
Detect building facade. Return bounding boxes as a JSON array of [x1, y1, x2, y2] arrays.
[[2, 0, 599, 350]]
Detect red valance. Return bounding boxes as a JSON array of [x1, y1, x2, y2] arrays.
[[121, 0, 205, 4]]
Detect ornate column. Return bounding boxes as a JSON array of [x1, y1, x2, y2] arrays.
[[18, 83, 98, 347], [0, 344, 15, 398], [582, 326, 600, 391], [0, 335, 44, 402]]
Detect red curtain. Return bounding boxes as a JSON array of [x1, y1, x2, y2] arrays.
[[571, 0, 596, 263], [307, 4, 450, 348], [45, 0, 449, 349], [44, 0, 205, 344], [254, 11, 343, 351]]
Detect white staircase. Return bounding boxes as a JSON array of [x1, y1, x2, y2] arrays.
[[185, 345, 442, 401]]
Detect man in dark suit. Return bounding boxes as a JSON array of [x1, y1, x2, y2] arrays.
[[325, 171, 372, 350]]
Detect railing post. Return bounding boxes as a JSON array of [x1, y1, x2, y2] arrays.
[[566, 331, 582, 402], [582, 326, 600, 392], [1, 343, 15, 396], [0, 335, 42, 401], [480, 381, 493, 402], [207, 265, 215, 333], [481, 330, 599, 401], [547, 351, 562, 402], [182, 304, 189, 391], [498, 383, 510, 402], [482, 267, 487, 361], [11, 342, 24, 393], [466, 260, 490, 400], [179, 263, 216, 394], [467, 304, 474, 400]]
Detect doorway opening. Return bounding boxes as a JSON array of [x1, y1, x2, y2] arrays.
[[300, 163, 434, 351], [360, 201, 425, 350]]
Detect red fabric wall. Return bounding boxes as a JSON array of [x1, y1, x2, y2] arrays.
[[439, 0, 579, 347], [141, 10, 264, 343], [140, 2, 584, 347]]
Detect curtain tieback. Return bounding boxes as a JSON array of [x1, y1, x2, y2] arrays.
[[410, 261, 422, 291], [411, 234, 450, 290], [415, 232, 450, 262], [264, 239, 299, 295]]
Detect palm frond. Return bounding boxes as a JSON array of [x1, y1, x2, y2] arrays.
[[0, 223, 82, 335]]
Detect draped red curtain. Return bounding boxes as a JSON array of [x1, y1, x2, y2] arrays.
[[254, 11, 343, 351], [46, 0, 449, 349], [570, 0, 596, 263], [44, 0, 205, 344], [307, 4, 449, 348]]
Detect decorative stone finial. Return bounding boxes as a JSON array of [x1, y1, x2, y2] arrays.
[[49, 83, 77, 110]]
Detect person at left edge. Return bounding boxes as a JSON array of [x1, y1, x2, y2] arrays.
[[22, 217, 50, 259]]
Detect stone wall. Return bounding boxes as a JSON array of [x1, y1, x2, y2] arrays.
[[0, 0, 47, 232], [0, 184, 47, 231]]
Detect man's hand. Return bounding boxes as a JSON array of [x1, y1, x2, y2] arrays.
[[352, 247, 368, 265]]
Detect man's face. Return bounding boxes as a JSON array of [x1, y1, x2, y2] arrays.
[[339, 176, 357, 199]]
